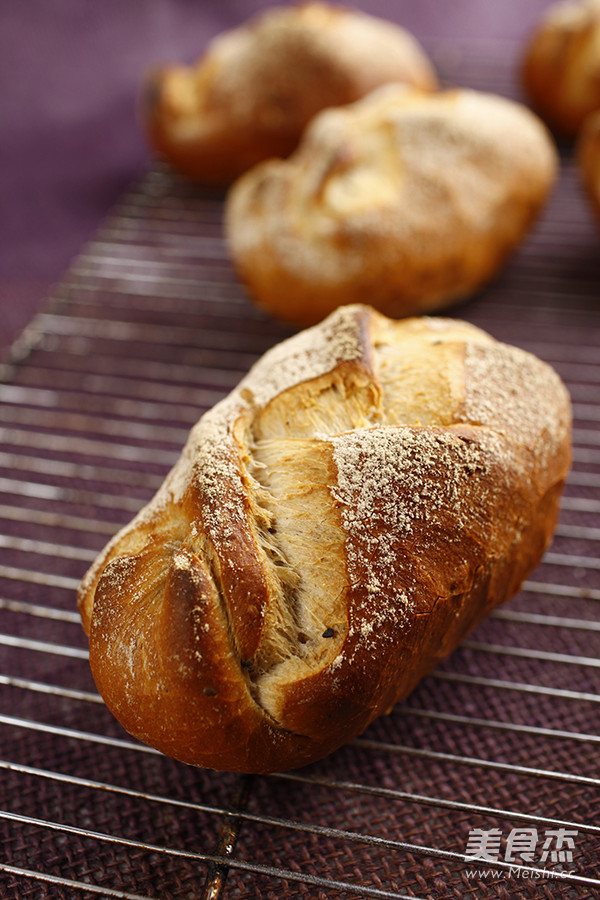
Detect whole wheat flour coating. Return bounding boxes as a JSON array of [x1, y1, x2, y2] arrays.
[[225, 85, 557, 326], [143, 2, 437, 183], [77, 306, 571, 773], [522, 0, 600, 136]]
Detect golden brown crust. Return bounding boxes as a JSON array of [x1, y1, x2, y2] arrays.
[[77, 305, 571, 773], [224, 86, 557, 326], [522, 0, 600, 136], [143, 3, 438, 183], [578, 109, 600, 224]]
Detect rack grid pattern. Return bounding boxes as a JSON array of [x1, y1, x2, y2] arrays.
[[1, 41, 599, 899]]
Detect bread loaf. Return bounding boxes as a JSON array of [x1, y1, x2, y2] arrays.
[[225, 85, 557, 326], [77, 305, 571, 773], [143, 2, 437, 183], [522, 0, 600, 136], [578, 110, 600, 225]]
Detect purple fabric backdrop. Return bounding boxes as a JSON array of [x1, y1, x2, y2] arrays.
[[0, 0, 554, 352]]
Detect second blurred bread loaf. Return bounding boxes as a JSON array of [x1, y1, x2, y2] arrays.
[[144, 3, 437, 184]]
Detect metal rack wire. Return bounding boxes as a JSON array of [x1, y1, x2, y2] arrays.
[[1, 39, 599, 899]]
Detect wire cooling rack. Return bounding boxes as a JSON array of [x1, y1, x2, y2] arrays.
[[0, 39, 599, 900]]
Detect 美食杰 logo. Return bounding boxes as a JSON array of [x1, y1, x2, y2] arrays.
[[464, 827, 577, 880]]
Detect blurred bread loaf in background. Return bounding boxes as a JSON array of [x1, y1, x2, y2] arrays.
[[578, 109, 600, 225], [522, 0, 600, 136], [225, 85, 558, 325], [143, 2, 437, 184]]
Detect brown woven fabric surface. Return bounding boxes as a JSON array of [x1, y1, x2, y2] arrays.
[[0, 39, 599, 900]]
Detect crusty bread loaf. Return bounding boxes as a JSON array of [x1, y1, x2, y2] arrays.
[[225, 85, 557, 326], [143, 2, 437, 183], [522, 0, 600, 136], [77, 305, 571, 774], [578, 110, 600, 225]]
